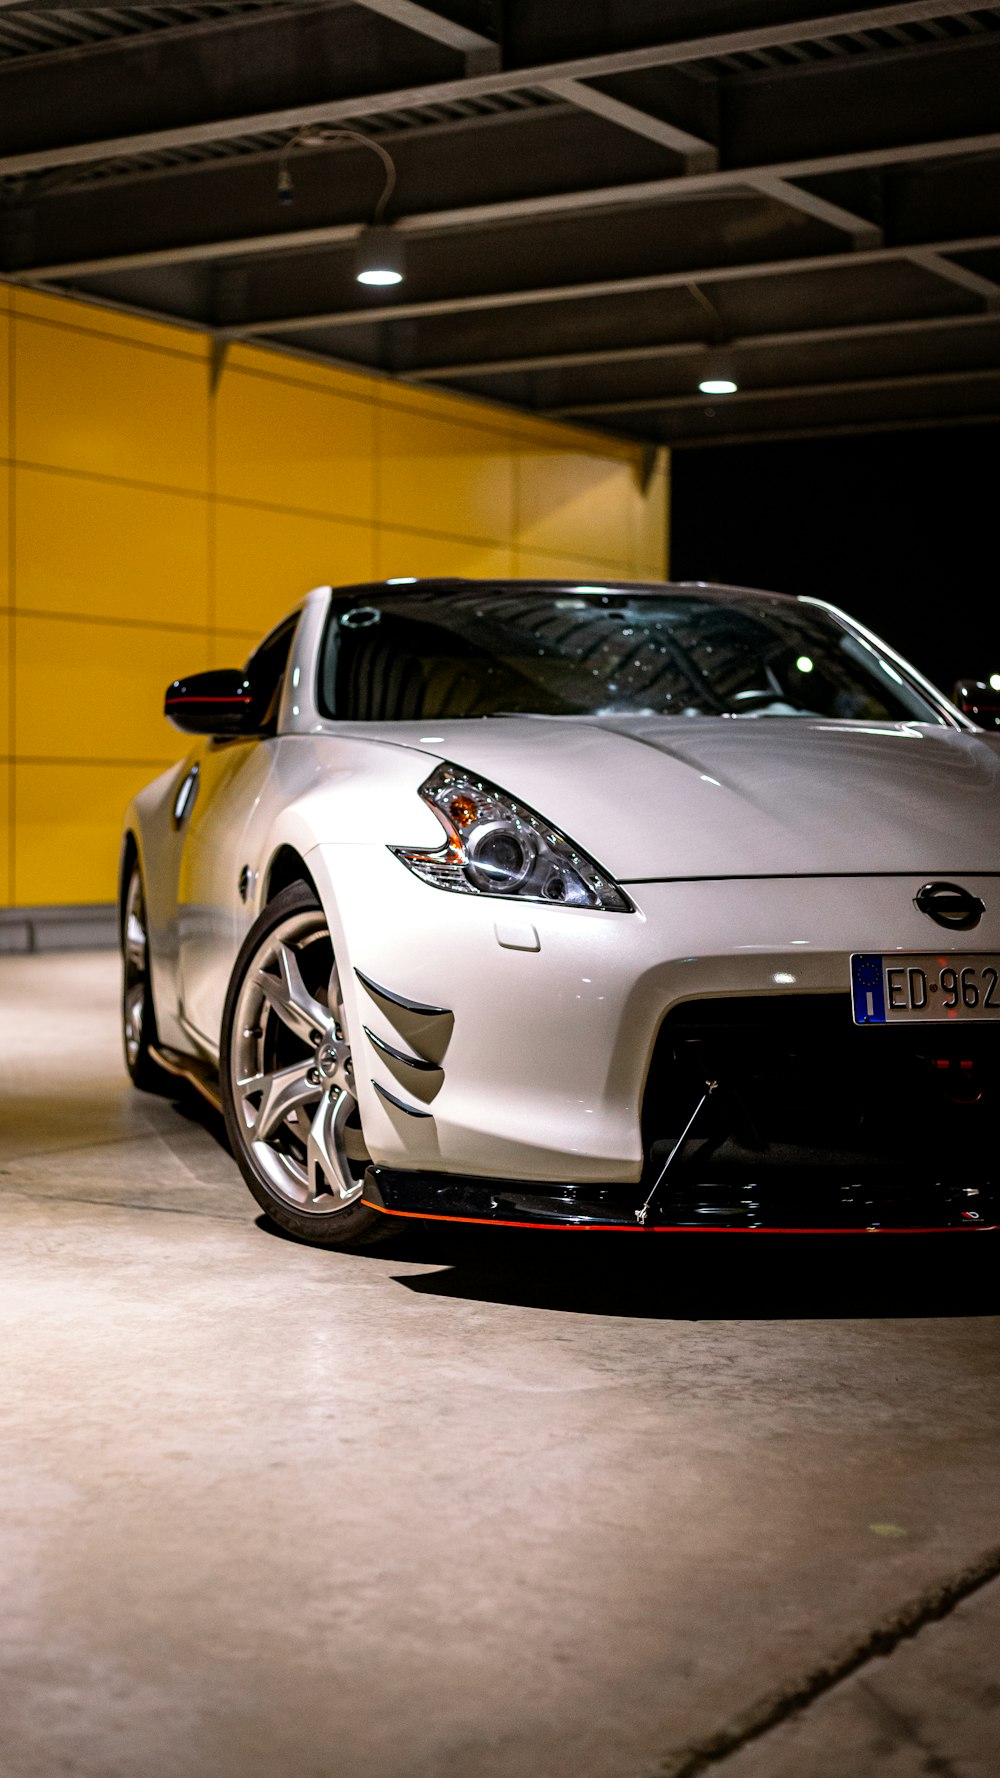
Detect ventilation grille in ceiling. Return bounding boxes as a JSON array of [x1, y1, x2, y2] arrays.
[[693, 6, 1000, 75], [2, 88, 558, 200], [0, 2, 289, 63]]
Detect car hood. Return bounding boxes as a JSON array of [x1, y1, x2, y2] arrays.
[[385, 715, 1000, 880]]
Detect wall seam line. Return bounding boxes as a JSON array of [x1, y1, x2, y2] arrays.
[[11, 457, 212, 502], [13, 607, 230, 638], [14, 757, 175, 769], [10, 305, 210, 367]]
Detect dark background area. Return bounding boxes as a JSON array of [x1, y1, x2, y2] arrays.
[[670, 422, 1000, 695]]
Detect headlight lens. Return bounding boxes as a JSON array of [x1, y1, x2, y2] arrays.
[[391, 764, 633, 911]]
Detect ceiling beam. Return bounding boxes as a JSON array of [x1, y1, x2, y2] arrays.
[[15, 131, 997, 285], [908, 249, 1000, 309], [744, 174, 883, 247], [411, 340, 711, 380], [531, 82, 878, 239], [207, 229, 1000, 338], [349, 0, 500, 69], [375, 133, 1000, 235], [538, 79, 718, 173], [15, 223, 363, 281], [549, 366, 1000, 417], [406, 309, 1000, 382], [528, 80, 876, 239], [671, 410, 1000, 447], [0, 0, 982, 179]]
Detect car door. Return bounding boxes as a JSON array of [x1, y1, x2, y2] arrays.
[[176, 618, 296, 1051]]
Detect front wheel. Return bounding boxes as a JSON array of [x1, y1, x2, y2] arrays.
[[220, 881, 395, 1249]]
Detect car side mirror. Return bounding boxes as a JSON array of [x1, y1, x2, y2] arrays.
[[952, 679, 1000, 731], [165, 668, 261, 736]]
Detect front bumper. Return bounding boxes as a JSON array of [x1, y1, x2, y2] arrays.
[[307, 844, 1000, 1203]]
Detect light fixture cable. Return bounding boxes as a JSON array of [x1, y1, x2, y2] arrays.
[[276, 124, 397, 219]]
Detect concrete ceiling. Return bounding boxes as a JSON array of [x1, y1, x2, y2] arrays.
[[1, 0, 998, 446]]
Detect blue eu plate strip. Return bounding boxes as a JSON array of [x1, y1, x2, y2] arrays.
[[851, 953, 885, 1024]]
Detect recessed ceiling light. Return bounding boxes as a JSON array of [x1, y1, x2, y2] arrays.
[[990, 672, 1000, 691], [699, 378, 738, 395]]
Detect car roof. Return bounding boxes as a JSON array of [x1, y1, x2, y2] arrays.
[[324, 577, 798, 603]]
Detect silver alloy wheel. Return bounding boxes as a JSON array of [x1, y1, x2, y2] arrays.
[[123, 866, 148, 1068], [230, 908, 368, 1215]]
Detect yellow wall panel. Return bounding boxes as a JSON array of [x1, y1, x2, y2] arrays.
[[376, 377, 512, 434], [377, 403, 515, 542], [0, 606, 10, 751], [15, 320, 209, 492], [506, 408, 635, 460], [14, 760, 169, 906], [0, 281, 667, 907], [12, 286, 208, 358], [633, 461, 669, 577], [0, 311, 10, 461], [215, 367, 375, 520], [515, 447, 634, 564], [214, 500, 375, 635], [16, 468, 209, 627], [15, 614, 206, 763], [228, 341, 381, 404], [0, 760, 11, 904], [0, 462, 9, 605], [513, 549, 639, 583], [375, 529, 513, 581]]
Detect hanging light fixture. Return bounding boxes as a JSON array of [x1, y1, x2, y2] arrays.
[[275, 125, 404, 285], [354, 225, 405, 287], [685, 283, 739, 394], [698, 352, 739, 396]]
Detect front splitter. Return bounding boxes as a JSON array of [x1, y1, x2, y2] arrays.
[[362, 1167, 1000, 1233]]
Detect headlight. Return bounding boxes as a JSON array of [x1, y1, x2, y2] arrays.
[[391, 763, 633, 912]]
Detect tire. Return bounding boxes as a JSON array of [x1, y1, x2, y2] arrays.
[[220, 880, 395, 1250], [121, 858, 174, 1095]]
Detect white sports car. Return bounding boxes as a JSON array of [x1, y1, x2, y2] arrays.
[[121, 579, 1000, 1244]]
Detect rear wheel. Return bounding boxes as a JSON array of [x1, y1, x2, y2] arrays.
[[220, 881, 395, 1249], [121, 860, 173, 1094]]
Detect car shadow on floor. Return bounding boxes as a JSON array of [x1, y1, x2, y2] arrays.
[[250, 1212, 999, 1320], [176, 1083, 997, 1321], [390, 1231, 999, 1320]]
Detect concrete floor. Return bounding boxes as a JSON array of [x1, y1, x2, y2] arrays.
[[1, 953, 999, 1778]]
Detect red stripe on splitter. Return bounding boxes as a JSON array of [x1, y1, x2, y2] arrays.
[[365, 1202, 998, 1234]]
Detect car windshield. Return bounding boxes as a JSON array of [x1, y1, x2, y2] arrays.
[[317, 584, 947, 724]]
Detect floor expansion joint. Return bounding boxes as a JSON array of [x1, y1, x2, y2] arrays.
[[646, 1543, 1000, 1778]]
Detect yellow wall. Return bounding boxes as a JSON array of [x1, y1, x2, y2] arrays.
[[0, 283, 669, 907]]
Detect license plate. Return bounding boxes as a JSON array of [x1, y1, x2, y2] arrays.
[[851, 953, 1000, 1024]]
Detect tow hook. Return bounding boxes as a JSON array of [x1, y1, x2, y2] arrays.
[[635, 1080, 718, 1226]]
